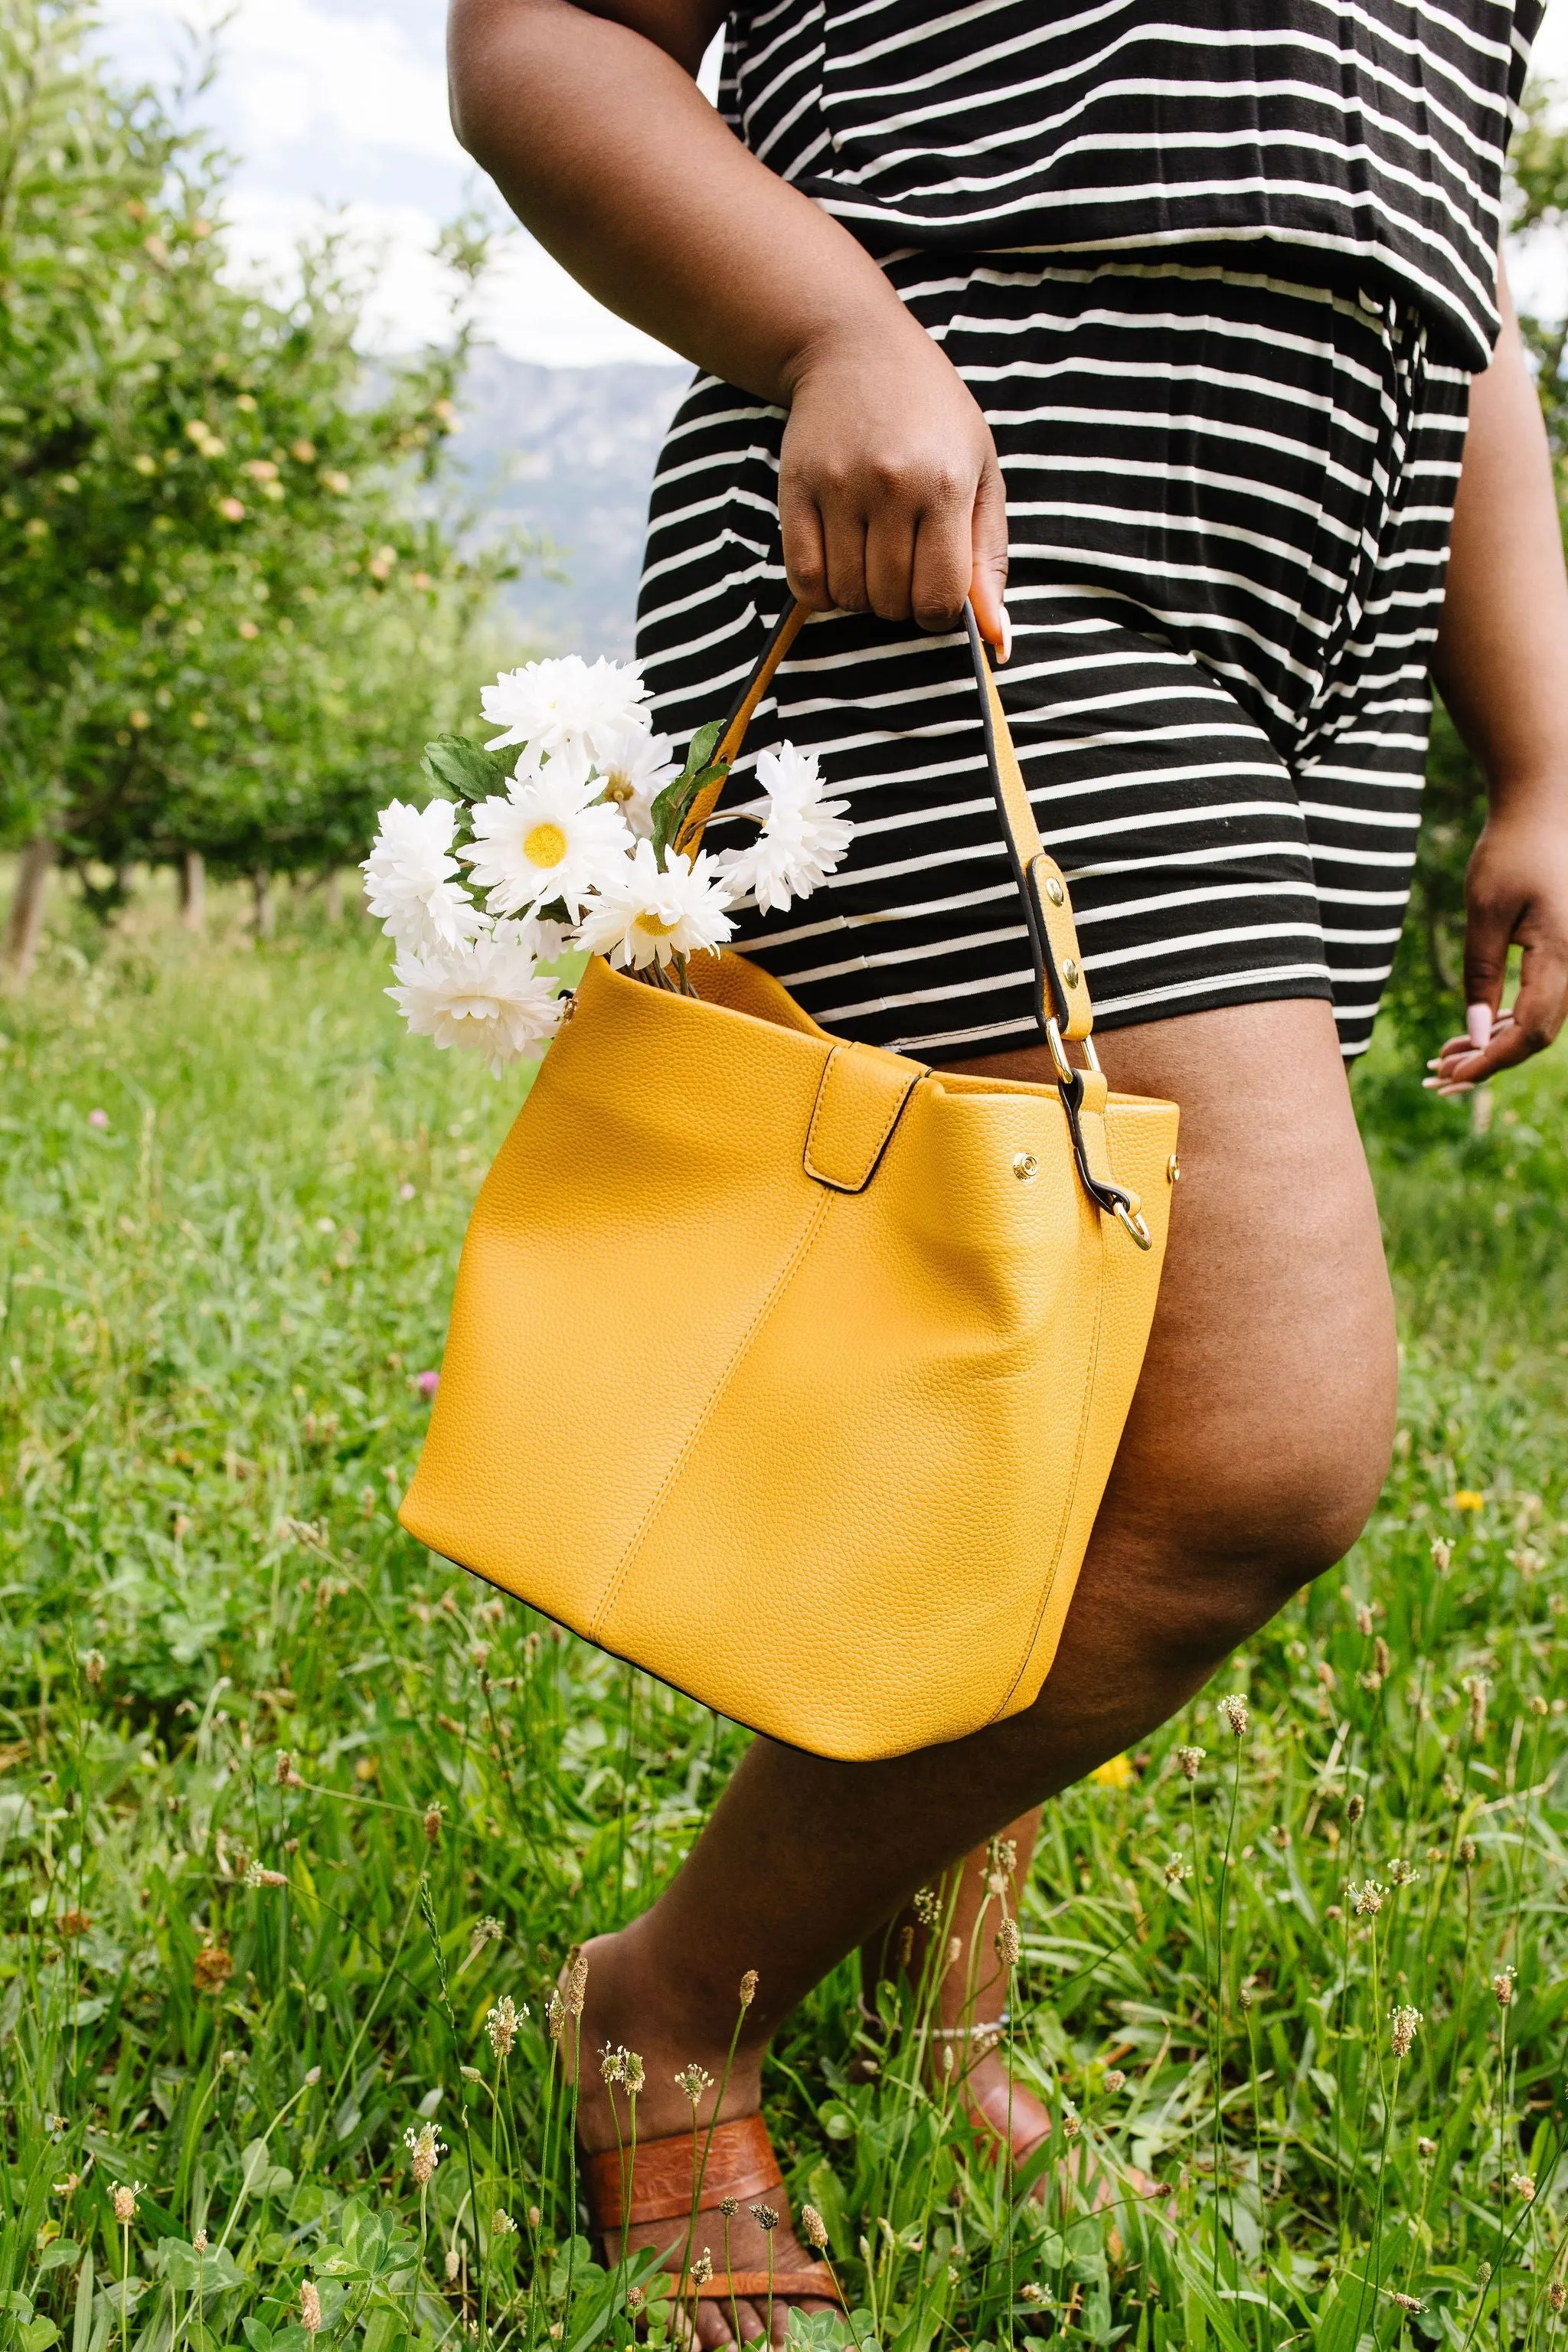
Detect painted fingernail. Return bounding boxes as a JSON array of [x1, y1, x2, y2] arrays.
[[1466, 1002, 1493, 1050], [998, 606, 1013, 665]]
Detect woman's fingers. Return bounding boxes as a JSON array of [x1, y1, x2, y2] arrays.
[[909, 469, 982, 630], [776, 328, 1008, 632], [969, 447, 1011, 653]]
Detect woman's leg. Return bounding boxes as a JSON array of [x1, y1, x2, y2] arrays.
[[575, 995, 1397, 2344]]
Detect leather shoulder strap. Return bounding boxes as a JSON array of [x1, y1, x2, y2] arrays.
[[675, 599, 1093, 1045]]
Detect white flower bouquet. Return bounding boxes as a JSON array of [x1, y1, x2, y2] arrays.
[[363, 652, 852, 1073]]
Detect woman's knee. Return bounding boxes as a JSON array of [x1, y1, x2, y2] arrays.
[[1122, 1371, 1397, 1661]]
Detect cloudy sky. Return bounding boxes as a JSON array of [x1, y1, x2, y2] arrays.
[[98, 0, 1568, 364]]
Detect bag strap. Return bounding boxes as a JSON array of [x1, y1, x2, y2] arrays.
[[677, 599, 1149, 1246]]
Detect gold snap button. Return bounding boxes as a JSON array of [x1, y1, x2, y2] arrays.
[[1012, 1152, 1038, 1181], [1063, 958, 1080, 988], [1044, 876, 1065, 906], [1167, 1152, 1181, 1184]]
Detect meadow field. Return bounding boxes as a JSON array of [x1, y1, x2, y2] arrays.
[[0, 889, 1564, 2352]]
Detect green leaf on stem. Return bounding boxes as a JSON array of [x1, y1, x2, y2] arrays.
[[420, 736, 512, 803]]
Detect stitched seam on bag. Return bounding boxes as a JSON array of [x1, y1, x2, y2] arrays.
[[989, 1198, 1106, 1723], [588, 1190, 833, 1638], [803, 1051, 916, 1191]]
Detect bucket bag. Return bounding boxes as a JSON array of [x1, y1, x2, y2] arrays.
[[400, 605, 1180, 1761]]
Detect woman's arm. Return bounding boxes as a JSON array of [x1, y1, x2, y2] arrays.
[[447, 0, 1008, 639], [1427, 266, 1568, 1088]]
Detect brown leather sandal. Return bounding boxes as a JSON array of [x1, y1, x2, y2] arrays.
[[584, 2113, 841, 2308]]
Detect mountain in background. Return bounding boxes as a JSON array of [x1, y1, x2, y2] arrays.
[[455, 350, 695, 657]]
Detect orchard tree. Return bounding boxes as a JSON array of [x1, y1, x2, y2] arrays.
[[0, 1, 518, 976]]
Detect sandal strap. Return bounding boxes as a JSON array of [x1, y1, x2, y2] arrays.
[[584, 2115, 782, 2229], [688, 2268, 841, 2305]]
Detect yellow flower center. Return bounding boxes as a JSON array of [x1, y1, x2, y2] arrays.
[[602, 773, 633, 802], [634, 912, 679, 939], [523, 822, 568, 868]]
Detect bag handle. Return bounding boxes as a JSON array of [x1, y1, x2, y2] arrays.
[[676, 599, 1148, 1246], [677, 599, 1097, 1054]]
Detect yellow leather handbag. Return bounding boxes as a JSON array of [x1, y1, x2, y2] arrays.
[[400, 606, 1178, 1761]]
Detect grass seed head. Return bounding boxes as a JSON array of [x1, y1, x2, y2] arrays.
[[691, 2250, 714, 2286], [1350, 1880, 1384, 1916], [1390, 2004, 1422, 2057], [445, 2247, 460, 2282], [626, 2286, 645, 2313], [1219, 1693, 1248, 1738], [1356, 1603, 1374, 1636], [1459, 1837, 1478, 1866], [1175, 1745, 1205, 1781], [1102, 2069, 1126, 2093], [404, 2121, 446, 2187], [423, 1804, 443, 1843], [1493, 1968, 1514, 2008], [1416, 2138, 1437, 2160], [1466, 1674, 1488, 1740], [1164, 1856, 1189, 1886], [1510, 2172, 1535, 2200], [111, 2183, 138, 2225], [492, 2210, 517, 2237], [800, 2204, 828, 2250], [750, 2204, 779, 2233], [1389, 2292, 1423, 2313], [720, 2197, 738, 2219], [896, 1925, 914, 1968], [1374, 1636, 1390, 1677], [300, 2282, 322, 2334], [738, 1969, 758, 2009], [1547, 2282, 1565, 2312], [1388, 1858, 1415, 1886], [995, 1917, 1021, 1967], [675, 2063, 713, 2104], [1346, 1793, 1365, 1825], [912, 1886, 940, 1926], [564, 1952, 589, 2017], [487, 1994, 521, 2057]]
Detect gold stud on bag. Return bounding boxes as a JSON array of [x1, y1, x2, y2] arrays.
[[399, 605, 1179, 1761]]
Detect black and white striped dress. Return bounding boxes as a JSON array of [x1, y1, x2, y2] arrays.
[[637, 0, 1540, 1060]]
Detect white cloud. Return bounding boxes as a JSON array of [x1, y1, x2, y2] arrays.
[[95, 0, 694, 363]]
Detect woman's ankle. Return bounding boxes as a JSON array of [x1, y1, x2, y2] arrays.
[[569, 1926, 763, 2153]]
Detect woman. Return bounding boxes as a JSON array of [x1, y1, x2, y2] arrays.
[[449, 0, 1568, 2336]]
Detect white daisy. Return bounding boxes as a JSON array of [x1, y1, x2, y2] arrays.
[[492, 912, 571, 962], [464, 766, 633, 921], [481, 655, 652, 766], [387, 935, 563, 1077], [361, 798, 485, 954], [576, 838, 735, 972], [716, 740, 853, 916], [593, 721, 679, 838]]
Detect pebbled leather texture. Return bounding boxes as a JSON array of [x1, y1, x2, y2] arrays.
[[402, 608, 1177, 1759], [400, 939, 1178, 1760]]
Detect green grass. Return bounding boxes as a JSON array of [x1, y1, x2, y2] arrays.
[[0, 886, 1564, 2352]]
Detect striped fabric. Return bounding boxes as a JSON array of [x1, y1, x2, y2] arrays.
[[636, 256, 1471, 1060], [720, 0, 1541, 369]]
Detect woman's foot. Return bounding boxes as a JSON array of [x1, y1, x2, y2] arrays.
[[568, 1932, 836, 2348]]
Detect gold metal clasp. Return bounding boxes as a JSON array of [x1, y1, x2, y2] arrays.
[[1115, 1200, 1153, 1251], [1044, 1017, 1101, 1083]]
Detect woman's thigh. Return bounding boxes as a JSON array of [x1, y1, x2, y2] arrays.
[[956, 994, 1397, 1668]]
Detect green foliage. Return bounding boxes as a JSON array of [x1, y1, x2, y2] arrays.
[[1377, 84, 1568, 1056], [0, 902, 1564, 2347], [0, 0, 518, 887]]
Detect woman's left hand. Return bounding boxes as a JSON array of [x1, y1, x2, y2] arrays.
[[1425, 797, 1568, 1094]]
